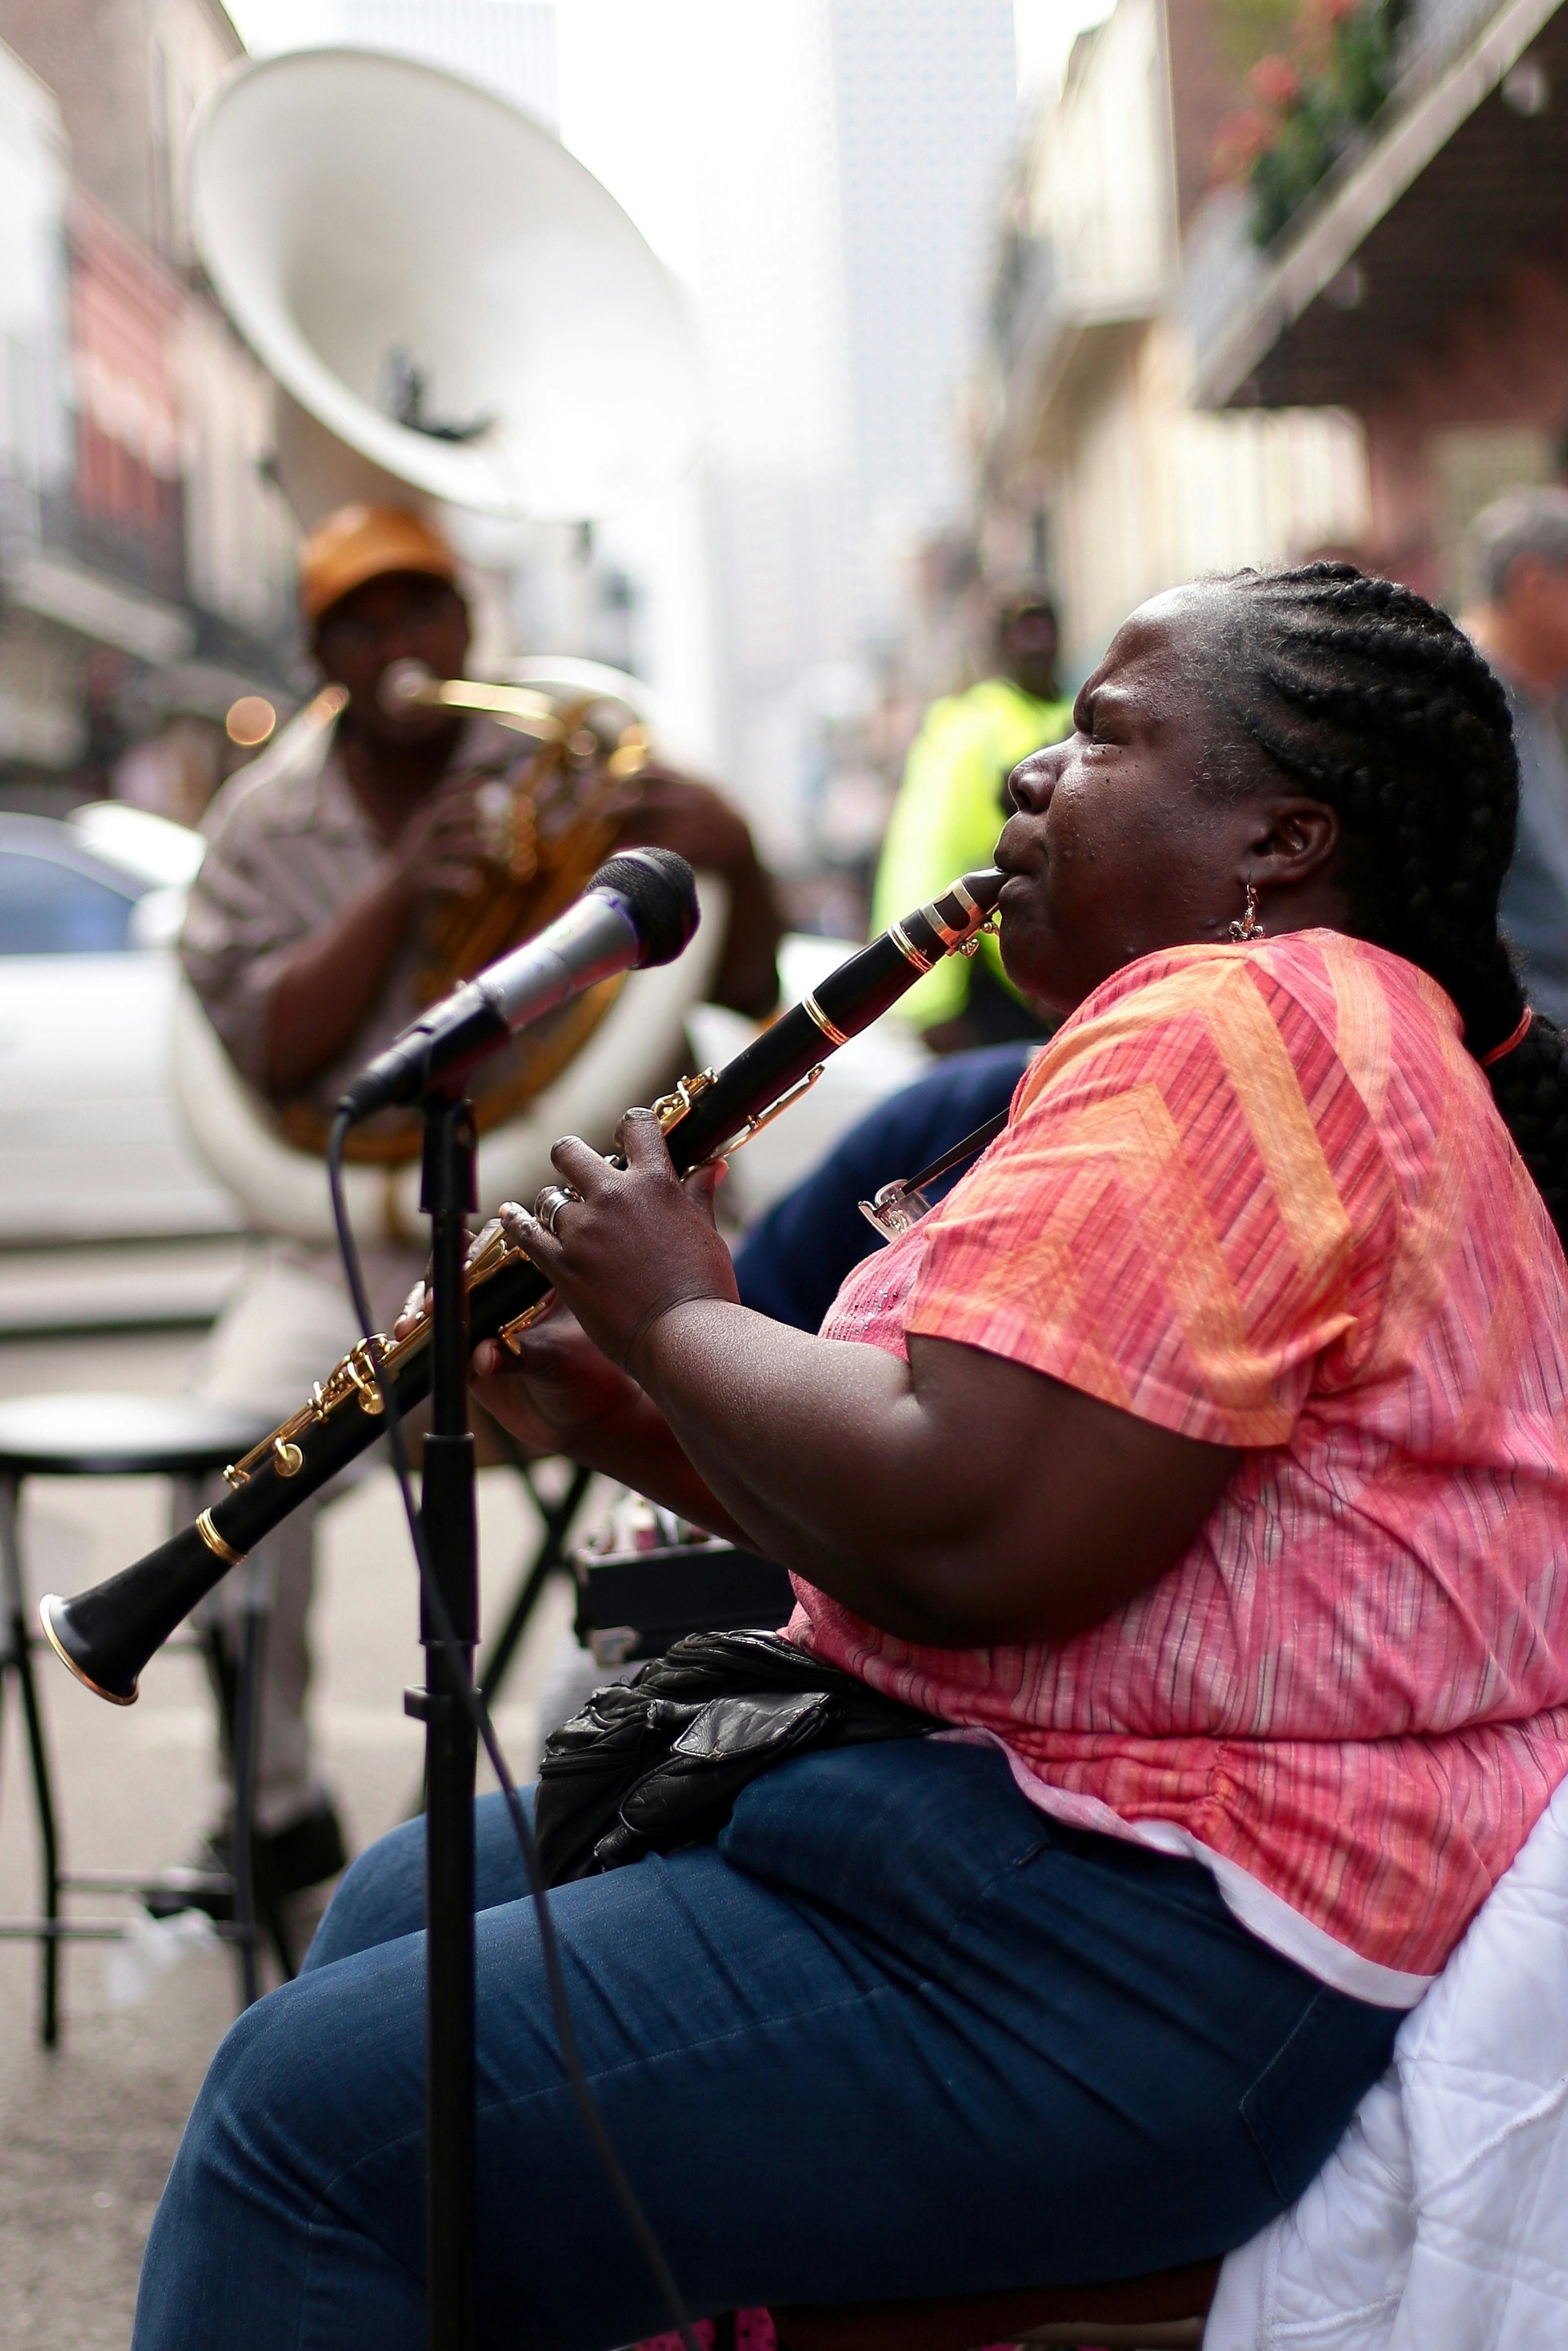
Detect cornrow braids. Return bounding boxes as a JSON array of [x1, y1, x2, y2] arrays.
[[1209, 560, 1568, 1249]]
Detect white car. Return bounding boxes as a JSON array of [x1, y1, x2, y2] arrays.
[[0, 804, 242, 1242]]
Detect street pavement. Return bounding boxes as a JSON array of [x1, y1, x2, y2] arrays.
[[0, 1313, 580, 2346]]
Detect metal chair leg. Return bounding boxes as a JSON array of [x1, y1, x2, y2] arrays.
[[229, 1547, 270, 2008], [187, 1477, 270, 2007], [0, 1472, 61, 2047], [479, 1460, 592, 1705]]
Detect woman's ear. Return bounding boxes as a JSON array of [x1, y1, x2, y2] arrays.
[[1250, 799, 1339, 888]]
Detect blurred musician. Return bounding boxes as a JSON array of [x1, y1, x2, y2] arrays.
[[872, 577, 1071, 1051], [1463, 486, 1568, 1026], [154, 504, 780, 1935]]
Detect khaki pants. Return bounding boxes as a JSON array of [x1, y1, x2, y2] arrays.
[[189, 1243, 421, 1834]]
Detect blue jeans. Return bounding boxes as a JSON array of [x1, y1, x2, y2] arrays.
[[132, 1740, 1399, 2350]]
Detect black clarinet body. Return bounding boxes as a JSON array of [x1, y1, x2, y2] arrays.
[[40, 868, 1004, 1703]]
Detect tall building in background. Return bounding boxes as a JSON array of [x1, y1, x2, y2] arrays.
[[828, 0, 1018, 641], [697, 0, 1021, 888]]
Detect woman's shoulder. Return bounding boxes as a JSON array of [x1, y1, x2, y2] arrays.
[[1017, 930, 1473, 1181], [1055, 929, 1462, 1072], [1246, 926, 1462, 1029]]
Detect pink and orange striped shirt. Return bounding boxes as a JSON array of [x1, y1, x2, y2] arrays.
[[791, 930, 1568, 2005]]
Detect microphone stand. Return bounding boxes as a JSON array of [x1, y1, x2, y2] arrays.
[[405, 1086, 479, 2351]]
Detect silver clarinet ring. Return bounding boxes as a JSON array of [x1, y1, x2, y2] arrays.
[[532, 1183, 582, 1237]]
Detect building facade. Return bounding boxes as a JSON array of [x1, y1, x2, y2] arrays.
[[975, 0, 1369, 682], [1186, 0, 1568, 603], [0, 0, 296, 813]]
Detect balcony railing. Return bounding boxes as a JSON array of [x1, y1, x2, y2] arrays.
[[36, 479, 187, 608]]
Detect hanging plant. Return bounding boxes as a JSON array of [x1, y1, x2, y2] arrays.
[[1210, 0, 1410, 247]]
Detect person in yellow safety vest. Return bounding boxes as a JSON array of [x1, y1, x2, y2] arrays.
[[874, 581, 1071, 1049]]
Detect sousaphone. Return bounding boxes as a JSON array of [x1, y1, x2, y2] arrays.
[[174, 47, 718, 1244]]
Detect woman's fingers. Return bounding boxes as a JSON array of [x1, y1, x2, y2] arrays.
[[497, 1108, 735, 1373], [617, 1106, 675, 1171], [499, 1199, 564, 1276], [392, 1280, 429, 1339], [468, 1292, 643, 1455], [545, 1114, 677, 1197], [498, 1200, 535, 1248], [682, 1159, 726, 1225], [548, 1133, 616, 1196]]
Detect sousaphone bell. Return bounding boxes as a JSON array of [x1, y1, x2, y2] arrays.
[[171, 47, 720, 1245]]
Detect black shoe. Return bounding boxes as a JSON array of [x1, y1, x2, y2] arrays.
[[145, 1798, 349, 1922]]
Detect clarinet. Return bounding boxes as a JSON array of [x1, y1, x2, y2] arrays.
[[40, 868, 1004, 1703]]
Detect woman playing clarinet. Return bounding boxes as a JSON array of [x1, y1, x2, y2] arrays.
[[135, 567, 1568, 2350]]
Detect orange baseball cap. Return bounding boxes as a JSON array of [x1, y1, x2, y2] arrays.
[[299, 503, 460, 622]]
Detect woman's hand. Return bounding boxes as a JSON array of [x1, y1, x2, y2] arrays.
[[501, 1110, 738, 1374], [393, 1240, 644, 1455], [470, 1297, 647, 1454], [394, 1209, 743, 1531]]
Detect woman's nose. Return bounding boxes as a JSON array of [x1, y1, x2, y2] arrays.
[[1005, 745, 1062, 813]]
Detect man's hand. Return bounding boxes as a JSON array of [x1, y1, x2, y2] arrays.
[[382, 768, 494, 902], [613, 767, 757, 876], [503, 1110, 737, 1376], [262, 768, 503, 1095], [612, 767, 783, 1019]]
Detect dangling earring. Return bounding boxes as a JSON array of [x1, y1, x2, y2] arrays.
[[1229, 881, 1265, 942]]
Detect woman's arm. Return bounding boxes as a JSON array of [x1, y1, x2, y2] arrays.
[[626, 1308, 1232, 1645], [478, 1117, 1238, 1646]]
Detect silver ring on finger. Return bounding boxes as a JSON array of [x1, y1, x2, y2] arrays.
[[532, 1183, 582, 1238]]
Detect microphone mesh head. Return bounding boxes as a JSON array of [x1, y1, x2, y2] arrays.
[[591, 848, 700, 966]]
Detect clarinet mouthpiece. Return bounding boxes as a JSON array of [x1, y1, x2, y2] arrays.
[[960, 866, 1006, 913]]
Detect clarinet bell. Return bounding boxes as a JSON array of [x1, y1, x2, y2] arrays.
[[38, 1518, 242, 1707]]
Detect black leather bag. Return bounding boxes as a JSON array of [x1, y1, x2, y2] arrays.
[[534, 1627, 938, 1886]]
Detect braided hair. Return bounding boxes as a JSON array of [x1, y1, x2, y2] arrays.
[[1205, 560, 1568, 1248]]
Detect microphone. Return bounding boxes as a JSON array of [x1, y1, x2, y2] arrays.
[[338, 848, 700, 1122]]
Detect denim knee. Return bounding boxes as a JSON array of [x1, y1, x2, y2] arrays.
[[163, 1982, 310, 2205], [304, 1814, 427, 1971], [303, 1791, 535, 1972]]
